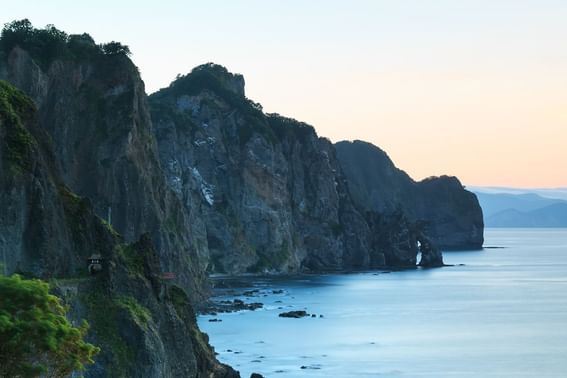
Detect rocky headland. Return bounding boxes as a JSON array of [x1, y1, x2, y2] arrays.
[[0, 20, 483, 377]]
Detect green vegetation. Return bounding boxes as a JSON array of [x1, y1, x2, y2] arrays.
[[100, 41, 131, 56], [81, 291, 132, 376], [58, 185, 92, 236], [115, 296, 152, 327], [167, 285, 214, 358], [165, 64, 251, 105], [246, 240, 290, 273], [237, 116, 278, 147], [169, 285, 189, 315], [0, 80, 36, 175], [100, 218, 120, 237], [114, 244, 145, 279], [81, 290, 151, 376], [0, 275, 99, 377], [267, 113, 316, 143], [0, 19, 131, 70], [152, 63, 278, 146]]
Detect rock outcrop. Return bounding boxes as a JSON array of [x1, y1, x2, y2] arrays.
[[149, 64, 445, 271], [0, 43, 207, 301], [149, 65, 371, 273], [0, 80, 238, 377], [335, 140, 484, 250], [0, 19, 483, 376]]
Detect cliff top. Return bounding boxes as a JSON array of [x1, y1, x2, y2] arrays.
[[0, 19, 131, 70]]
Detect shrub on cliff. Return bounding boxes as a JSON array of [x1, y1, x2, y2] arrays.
[[0, 275, 99, 377]]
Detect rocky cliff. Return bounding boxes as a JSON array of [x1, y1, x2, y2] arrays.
[[0, 19, 479, 376], [335, 140, 484, 249], [149, 64, 368, 272], [0, 79, 237, 377], [0, 34, 207, 301], [149, 64, 444, 271]]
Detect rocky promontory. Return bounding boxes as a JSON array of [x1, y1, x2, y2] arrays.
[[335, 140, 484, 250], [149, 63, 454, 272], [0, 19, 483, 377]]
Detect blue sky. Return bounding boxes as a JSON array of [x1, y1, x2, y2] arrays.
[[3, 1, 567, 187]]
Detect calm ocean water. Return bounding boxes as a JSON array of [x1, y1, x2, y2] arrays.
[[198, 229, 567, 377]]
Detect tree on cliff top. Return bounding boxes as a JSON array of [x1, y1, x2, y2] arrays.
[[0, 275, 100, 377], [100, 41, 131, 56], [0, 19, 132, 68]]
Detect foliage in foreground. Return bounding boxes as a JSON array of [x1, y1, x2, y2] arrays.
[[0, 275, 99, 377]]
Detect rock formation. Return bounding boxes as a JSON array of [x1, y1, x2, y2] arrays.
[[0, 80, 237, 377], [0, 19, 483, 376], [148, 64, 458, 271], [335, 140, 484, 250], [0, 40, 211, 300]]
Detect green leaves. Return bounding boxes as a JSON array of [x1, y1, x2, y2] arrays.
[[0, 275, 100, 377], [0, 80, 37, 175]]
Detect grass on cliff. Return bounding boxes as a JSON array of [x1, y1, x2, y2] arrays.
[[169, 285, 215, 362], [82, 290, 152, 376], [81, 291, 131, 376], [0, 80, 36, 175], [115, 296, 152, 326], [114, 244, 145, 279]]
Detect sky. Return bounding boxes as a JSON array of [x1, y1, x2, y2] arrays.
[[3, 1, 567, 188]]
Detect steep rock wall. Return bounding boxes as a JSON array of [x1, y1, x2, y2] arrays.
[[149, 64, 436, 272], [0, 80, 238, 377], [335, 140, 484, 249], [1, 46, 208, 300]]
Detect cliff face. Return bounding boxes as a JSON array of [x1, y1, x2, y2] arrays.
[[149, 64, 444, 272], [335, 140, 484, 250], [149, 64, 371, 273], [0, 46, 208, 300], [0, 20, 471, 376], [0, 80, 238, 377]]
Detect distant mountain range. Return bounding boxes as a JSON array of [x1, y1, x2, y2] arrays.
[[470, 188, 567, 228], [469, 187, 567, 201]]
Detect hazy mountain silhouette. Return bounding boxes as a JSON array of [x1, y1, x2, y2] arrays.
[[485, 203, 567, 227], [472, 190, 567, 227]]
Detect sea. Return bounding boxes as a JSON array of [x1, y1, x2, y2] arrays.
[[198, 229, 567, 377]]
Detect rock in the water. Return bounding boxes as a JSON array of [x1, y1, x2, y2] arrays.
[[279, 310, 309, 318]]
